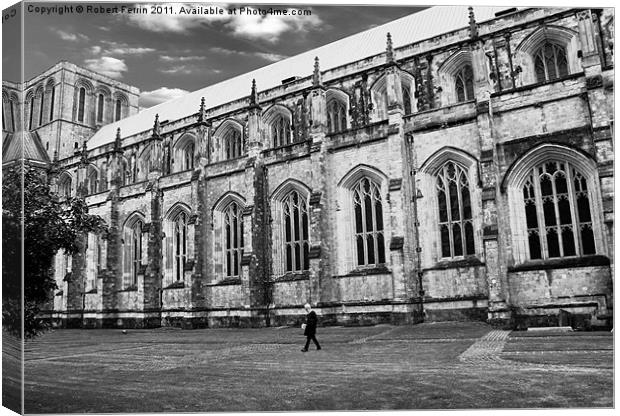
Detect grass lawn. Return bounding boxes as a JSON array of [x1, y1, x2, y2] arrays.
[[14, 322, 613, 413]]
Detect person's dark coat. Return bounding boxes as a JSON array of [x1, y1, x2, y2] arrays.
[[304, 310, 318, 336]]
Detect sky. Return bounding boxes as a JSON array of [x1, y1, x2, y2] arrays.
[[6, 2, 426, 108]]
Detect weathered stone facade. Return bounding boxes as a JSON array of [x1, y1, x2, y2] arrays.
[[4, 7, 614, 329]]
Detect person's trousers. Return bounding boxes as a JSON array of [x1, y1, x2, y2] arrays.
[[304, 335, 321, 350]]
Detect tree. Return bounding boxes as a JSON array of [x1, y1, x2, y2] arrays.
[[2, 165, 107, 338]]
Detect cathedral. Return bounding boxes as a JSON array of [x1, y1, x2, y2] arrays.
[[2, 6, 614, 329]]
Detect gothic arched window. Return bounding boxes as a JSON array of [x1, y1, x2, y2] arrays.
[[115, 99, 122, 121], [88, 169, 99, 195], [9, 98, 16, 132], [436, 161, 475, 258], [77, 87, 86, 122], [38, 90, 45, 126], [129, 220, 143, 286], [282, 190, 310, 272], [534, 42, 568, 83], [59, 175, 72, 199], [352, 177, 385, 266], [271, 115, 290, 148], [224, 129, 243, 160], [49, 86, 55, 122], [455, 64, 474, 102], [327, 99, 347, 133], [522, 161, 595, 259], [97, 93, 105, 123], [173, 212, 188, 281], [183, 142, 195, 171], [99, 162, 108, 192], [402, 83, 413, 114], [223, 202, 244, 278], [28, 96, 34, 130]]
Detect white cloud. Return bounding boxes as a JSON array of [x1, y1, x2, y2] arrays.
[[158, 64, 221, 75], [160, 55, 206, 62], [208, 47, 288, 62], [140, 87, 190, 108], [123, 4, 323, 42], [53, 28, 89, 42], [253, 52, 287, 62], [83, 57, 128, 79], [159, 65, 194, 75], [98, 41, 155, 56]]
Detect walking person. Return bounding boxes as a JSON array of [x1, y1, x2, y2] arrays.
[[301, 303, 321, 352]]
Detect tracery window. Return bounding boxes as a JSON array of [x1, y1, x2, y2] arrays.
[[271, 115, 291, 147], [534, 42, 568, 83], [77, 87, 86, 123], [97, 93, 105, 123], [455, 64, 474, 102], [522, 161, 595, 259], [327, 99, 347, 133], [436, 161, 475, 258], [282, 190, 309, 272], [173, 212, 188, 281], [224, 129, 243, 160], [223, 202, 243, 278], [352, 177, 385, 266], [129, 220, 143, 286]]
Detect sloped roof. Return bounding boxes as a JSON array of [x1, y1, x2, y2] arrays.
[[2, 130, 50, 166], [88, 5, 512, 149]]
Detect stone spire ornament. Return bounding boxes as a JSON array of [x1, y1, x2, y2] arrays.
[[249, 79, 260, 109], [114, 128, 122, 153], [197, 96, 207, 123], [79, 141, 89, 166], [312, 56, 322, 87], [152, 113, 161, 138], [386, 32, 395, 64], [468, 7, 478, 38]]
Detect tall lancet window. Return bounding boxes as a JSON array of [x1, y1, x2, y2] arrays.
[[115, 99, 122, 121], [130, 220, 143, 286], [97, 93, 105, 123], [282, 190, 310, 272], [436, 161, 475, 258], [173, 212, 188, 281], [224, 202, 243, 278], [77, 87, 86, 122], [352, 177, 385, 266], [38, 90, 45, 126]]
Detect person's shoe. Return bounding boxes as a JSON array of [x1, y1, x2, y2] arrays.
[[301, 349, 308, 352]]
